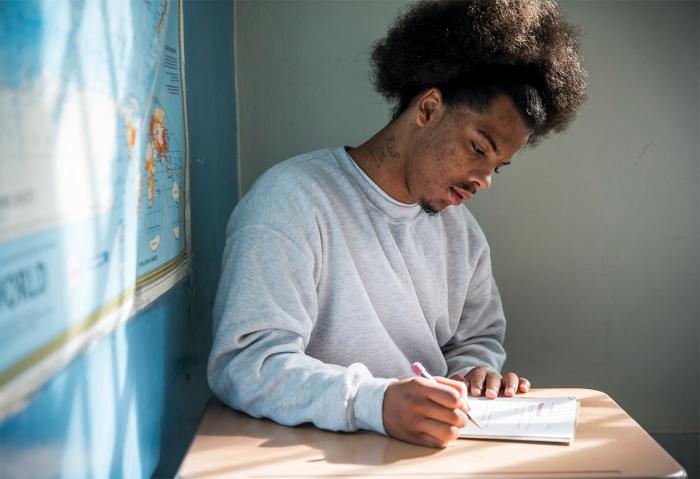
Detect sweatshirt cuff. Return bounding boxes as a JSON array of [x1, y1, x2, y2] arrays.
[[450, 363, 501, 378], [353, 377, 395, 435]]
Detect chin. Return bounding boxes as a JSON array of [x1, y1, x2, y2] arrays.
[[419, 201, 441, 216]]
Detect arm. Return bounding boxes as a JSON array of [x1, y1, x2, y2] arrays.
[[207, 224, 390, 433], [441, 245, 531, 398], [441, 249, 507, 378]]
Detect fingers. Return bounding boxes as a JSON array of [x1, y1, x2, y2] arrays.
[[382, 378, 469, 449], [418, 418, 462, 448], [499, 374, 531, 395], [484, 372, 501, 399], [466, 366, 486, 396], [501, 372, 519, 397], [465, 367, 501, 398], [465, 367, 532, 398], [519, 377, 531, 393], [434, 376, 468, 402], [415, 381, 468, 446], [416, 377, 467, 412], [422, 402, 469, 429]]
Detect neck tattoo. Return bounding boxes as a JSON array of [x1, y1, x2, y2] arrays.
[[385, 134, 400, 160]]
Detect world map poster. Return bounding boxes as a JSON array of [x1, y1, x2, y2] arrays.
[[0, 0, 190, 419]]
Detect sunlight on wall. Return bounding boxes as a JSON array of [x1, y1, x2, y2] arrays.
[[1, 0, 238, 475]]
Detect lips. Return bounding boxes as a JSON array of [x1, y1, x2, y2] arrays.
[[450, 186, 474, 205]]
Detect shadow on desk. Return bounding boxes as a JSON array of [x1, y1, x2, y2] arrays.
[[196, 400, 440, 466]]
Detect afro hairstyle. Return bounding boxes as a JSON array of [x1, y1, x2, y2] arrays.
[[371, 0, 588, 144]]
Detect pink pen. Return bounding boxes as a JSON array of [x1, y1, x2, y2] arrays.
[[411, 361, 483, 429]]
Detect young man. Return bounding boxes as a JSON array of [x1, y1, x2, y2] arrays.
[[209, 0, 587, 448]]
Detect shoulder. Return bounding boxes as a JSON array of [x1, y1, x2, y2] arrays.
[[245, 147, 343, 209], [258, 148, 338, 189], [226, 147, 342, 248]]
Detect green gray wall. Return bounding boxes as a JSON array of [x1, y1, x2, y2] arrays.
[[235, 0, 698, 474]]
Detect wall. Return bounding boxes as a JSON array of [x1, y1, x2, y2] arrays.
[[0, 1, 238, 477], [235, 0, 698, 474], [157, 0, 239, 473]]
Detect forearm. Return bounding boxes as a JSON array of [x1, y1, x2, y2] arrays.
[[442, 276, 507, 376], [208, 327, 392, 433], [444, 336, 506, 377]]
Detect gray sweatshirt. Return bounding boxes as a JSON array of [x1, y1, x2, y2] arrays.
[[208, 146, 506, 435]]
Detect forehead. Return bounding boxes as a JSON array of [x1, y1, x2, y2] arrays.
[[446, 95, 532, 154]]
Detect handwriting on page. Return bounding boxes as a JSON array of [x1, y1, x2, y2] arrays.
[[479, 401, 546, 429], [460, 397, 578, 443]]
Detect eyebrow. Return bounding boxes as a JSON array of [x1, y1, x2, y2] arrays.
[[477, 128, 499, 154]]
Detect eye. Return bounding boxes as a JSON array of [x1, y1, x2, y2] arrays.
[[471, 140, 486, 157]]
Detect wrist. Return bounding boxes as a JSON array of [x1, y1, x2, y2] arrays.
[[353, 377, 396, 435]]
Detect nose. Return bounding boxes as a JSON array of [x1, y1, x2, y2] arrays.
[[469, 170, 492, 190]]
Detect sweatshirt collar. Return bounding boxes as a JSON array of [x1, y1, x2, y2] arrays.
[[332, 146, 424, 222]]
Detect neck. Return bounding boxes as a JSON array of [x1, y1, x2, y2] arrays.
[[347, 121, 414, 204]]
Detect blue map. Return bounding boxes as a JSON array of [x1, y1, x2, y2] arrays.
[[0, 0, 188, 410]]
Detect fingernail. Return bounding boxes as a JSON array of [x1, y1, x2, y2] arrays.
[[505, 386, 515, 396], [486, 387, 497, 398], [472, 387, 481, 395]]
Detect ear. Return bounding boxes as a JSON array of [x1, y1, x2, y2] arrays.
[[415, 88, 444, 128]]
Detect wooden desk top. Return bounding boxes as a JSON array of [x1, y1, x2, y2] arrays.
[[177, 388, 686, 478]]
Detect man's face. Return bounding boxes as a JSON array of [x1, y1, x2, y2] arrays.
[[405, 94, 532, 215]]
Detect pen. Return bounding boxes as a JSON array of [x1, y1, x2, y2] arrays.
[[411, 361, 483, 429]]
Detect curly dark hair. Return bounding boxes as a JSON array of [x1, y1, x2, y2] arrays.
[[371, 0, 588, 144]]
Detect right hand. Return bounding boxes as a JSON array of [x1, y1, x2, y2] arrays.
[[382, 376, 470, 448]]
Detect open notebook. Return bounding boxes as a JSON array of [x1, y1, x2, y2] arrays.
[[459, 396, 579, 444]]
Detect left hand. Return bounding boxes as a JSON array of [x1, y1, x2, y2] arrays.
[[450, 366, 531, 399]]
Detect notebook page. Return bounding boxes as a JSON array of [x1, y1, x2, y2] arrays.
[[460, 396, 578, 442]]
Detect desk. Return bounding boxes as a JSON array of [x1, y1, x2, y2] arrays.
[[177, 389, 686, 478]]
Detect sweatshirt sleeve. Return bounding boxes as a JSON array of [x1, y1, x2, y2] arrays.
[[440, 242, 507, 377], [207, 223, 392, 434]]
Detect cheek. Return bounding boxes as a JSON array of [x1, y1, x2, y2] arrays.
[[406, 156, 442, 200], [434, 147, 466, 184], [415, 160, 455, 200], [412, 134, 464, 193]]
